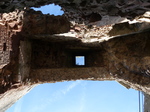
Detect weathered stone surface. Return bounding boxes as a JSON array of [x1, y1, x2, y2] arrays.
[[0, 84, 37, 112], [0, 9, 70, 94], [0, 25, 10, 69], [28, 31, 150, 93], [0, 0, 149, 24], [0, 0, 149, 112], [58, 0, 150, 23], [22, 9, 70, 35], [144, 93, 150, 112]]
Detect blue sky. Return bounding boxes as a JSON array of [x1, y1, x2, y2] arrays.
[[76, 56, 85, 65], [32, 3, 64, 15], [6, 4, 144, 112], [6, 81, 140, 112]]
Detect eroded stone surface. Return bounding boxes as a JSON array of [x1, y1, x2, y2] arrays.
[[0, 0, 150, 24], [0, 9, 70, 95], [22, 9, 70, 35], [28, 31, 150, 93], [0, 84, 36, 112], [0, 0, 149, 112]]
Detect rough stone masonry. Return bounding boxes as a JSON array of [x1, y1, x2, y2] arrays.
[[0, 0, 150, 112]]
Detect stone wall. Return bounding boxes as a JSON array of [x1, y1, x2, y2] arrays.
[[0, 0, 150, 112], [27, 31, 150, 93], [0, 84, 36, 112], [144, 94, 150, 112]]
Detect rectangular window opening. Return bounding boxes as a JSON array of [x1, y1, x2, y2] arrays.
[[3, 43, 6, 51], [75, 56, 85, 66]]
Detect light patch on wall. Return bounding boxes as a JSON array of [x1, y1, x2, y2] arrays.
[[75, 56, 85, 66], [32, 3, 64, 16]]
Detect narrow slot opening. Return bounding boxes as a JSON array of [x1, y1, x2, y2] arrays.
[[3, 43, 6, 51]]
